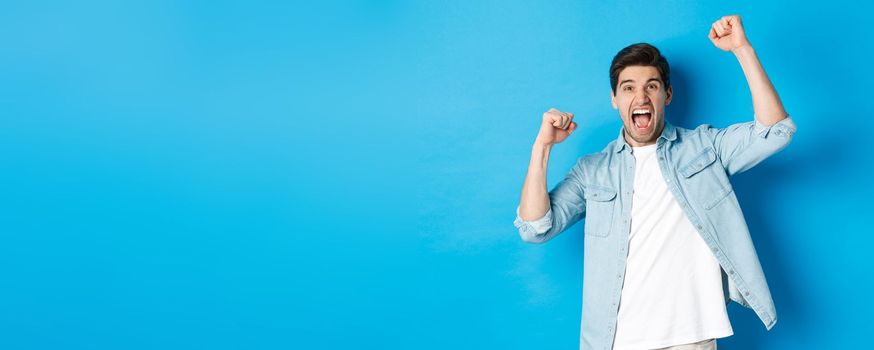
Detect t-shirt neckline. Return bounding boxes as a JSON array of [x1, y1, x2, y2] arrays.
[[631, 143, 657, 153]]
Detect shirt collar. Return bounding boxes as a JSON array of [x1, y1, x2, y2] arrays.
[[613, 120, 677, 153]]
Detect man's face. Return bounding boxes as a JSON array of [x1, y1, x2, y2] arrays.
[[611, 65, 672, 147]]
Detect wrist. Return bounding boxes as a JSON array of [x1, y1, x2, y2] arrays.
[[533, 139, 553, 150], [731, 43, 755, 56]]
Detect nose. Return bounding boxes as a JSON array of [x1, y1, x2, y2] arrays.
[[635, 89, 650, 103]]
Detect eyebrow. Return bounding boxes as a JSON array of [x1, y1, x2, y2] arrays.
[[619, 78, 662, 87]]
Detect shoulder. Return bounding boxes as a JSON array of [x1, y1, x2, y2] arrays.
[[572, 142, 616, 174], [683, 123, 716, 135], [580, 142, 615, 164], [675, 123, 721, 144], [685, 121, 763, 137]]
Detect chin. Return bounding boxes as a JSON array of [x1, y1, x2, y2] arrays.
[[625, 126, 658, 144]]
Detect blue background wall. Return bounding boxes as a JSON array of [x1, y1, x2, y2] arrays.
[[1, 1, 871, 349]]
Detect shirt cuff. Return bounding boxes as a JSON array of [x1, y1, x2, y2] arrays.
[[754, 114, 797, 138], [514, 205, 553, 235]]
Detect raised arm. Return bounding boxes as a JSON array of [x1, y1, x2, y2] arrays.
[[514, 108, 588, 244], [706, 15, 796, 175], [709, 15, 788, 126], [518, 108, 577, 221]]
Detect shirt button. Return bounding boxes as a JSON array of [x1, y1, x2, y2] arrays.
[[745, 291, 750, 296], [659, 157, 664, 160], [697, 225, 703, 230], [729, 270, 735, 275], [617, 274, 622, 279], [712, 247, 719, 253]]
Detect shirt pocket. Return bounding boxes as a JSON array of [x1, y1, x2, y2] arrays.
[[679, 147, 733, 210], [584, 185, 617, 237]]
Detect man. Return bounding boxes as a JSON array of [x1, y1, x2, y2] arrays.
[[513, 15, 796, 350]]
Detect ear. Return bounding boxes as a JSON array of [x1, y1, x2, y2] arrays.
[[665, 85, 673, 106], [611, 90, 618, 109]]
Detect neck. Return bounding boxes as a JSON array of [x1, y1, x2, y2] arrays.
[[623, 122, 665, 147], [624, 135, 655, 147]]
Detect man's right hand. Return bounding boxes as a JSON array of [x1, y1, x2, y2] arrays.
[[535, 108, 577, 146]]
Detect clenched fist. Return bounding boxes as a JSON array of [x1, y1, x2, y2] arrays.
[[709, 15, 751, 52], [535, 108, 577, 146]]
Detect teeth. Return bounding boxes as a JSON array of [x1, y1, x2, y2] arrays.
[[632, 109, 651, 115]]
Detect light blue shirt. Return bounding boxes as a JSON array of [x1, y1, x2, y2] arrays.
[[513, 117, 797, 350]]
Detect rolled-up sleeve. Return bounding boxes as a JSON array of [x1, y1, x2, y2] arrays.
[[513, 158, 587, 244], [514, 206, 553, 237], [710, 116, 797, 176]]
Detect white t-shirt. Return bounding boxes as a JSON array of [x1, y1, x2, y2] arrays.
[[612, 144, 733, 350]]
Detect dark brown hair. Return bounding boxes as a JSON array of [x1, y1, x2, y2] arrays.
[[610, 43, 670, 94]]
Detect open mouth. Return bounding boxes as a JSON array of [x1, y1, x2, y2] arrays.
[[631, 107, 653, 132]]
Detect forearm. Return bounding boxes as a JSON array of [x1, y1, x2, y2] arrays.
[[733, 45, 787, 126], [518, 141, 552, 221]]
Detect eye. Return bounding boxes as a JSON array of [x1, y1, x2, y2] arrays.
[[647, 84, 658, 90], [623, 86, 633, 92]]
